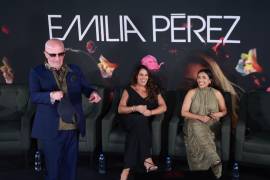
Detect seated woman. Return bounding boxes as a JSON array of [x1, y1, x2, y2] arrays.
[[181, 68, 227, 179], [182, 51, 241, 128], [118, 65, 167, 180]]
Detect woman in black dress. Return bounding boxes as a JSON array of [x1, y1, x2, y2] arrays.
[[118, 65, 167, 180]]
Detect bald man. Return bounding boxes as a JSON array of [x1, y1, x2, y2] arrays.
[[29, 39, 101, 180]]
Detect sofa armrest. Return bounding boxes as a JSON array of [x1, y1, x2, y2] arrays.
[[168, 115, 180, 156], [220, 115, 231, 161], [21, 101, 35, 151], [101, 105, 117, 152], [235, 93, 248, 162], [82, 88, 104, 152], [235, 115, 246, 161], [151, 113, 164, 155], [83, 103, 103, 152]]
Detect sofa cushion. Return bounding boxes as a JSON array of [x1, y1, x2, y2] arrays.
[[243, 131, 270, 154], [0, 86, 28, 112], [247, 91, 270, 131], [0, 107, 22, 121], [109, 126, 126, 144], [0, 121, 21, 140]]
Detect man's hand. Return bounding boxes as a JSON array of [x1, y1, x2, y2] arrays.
[[50, 91, 64, 101], [88, 91, 101, 103]]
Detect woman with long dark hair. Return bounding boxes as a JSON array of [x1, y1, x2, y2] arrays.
[[181, 68, 227, 179], [118, 65, 167, 180]]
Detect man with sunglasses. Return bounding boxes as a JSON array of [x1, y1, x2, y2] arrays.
[[29, 39, 101, 180]]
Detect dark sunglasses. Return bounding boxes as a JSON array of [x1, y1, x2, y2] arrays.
[[45, 51, 65, 57]]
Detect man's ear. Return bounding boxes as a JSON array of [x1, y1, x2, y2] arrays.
[[44, 51, 49, 61]]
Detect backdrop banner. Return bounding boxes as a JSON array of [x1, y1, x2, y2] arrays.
[[1, 0, 269, 92]]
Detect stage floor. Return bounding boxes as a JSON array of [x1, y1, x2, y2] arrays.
[[0, 154, 269, 180]]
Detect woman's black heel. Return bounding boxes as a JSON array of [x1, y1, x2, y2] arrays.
[[144, 161, 158, 173]]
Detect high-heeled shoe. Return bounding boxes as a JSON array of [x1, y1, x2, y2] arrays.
[[144, 161, 158, 173]]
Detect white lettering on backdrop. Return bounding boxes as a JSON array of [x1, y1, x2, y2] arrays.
[[48, 14, 240, 43]]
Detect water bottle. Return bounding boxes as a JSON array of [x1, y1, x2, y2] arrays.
[[34, 150, 42, 172], [165, 156, 172, 171], [232, 162, 240, 179], [98, 153, 106, 174]]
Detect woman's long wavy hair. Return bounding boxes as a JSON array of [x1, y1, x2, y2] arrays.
[[131, 65, 160, 101]]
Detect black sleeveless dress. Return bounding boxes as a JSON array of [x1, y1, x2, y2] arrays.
[[122, 86, 158, 169]]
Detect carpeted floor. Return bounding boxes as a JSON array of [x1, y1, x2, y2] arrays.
[[0, 154, 269, 180]]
